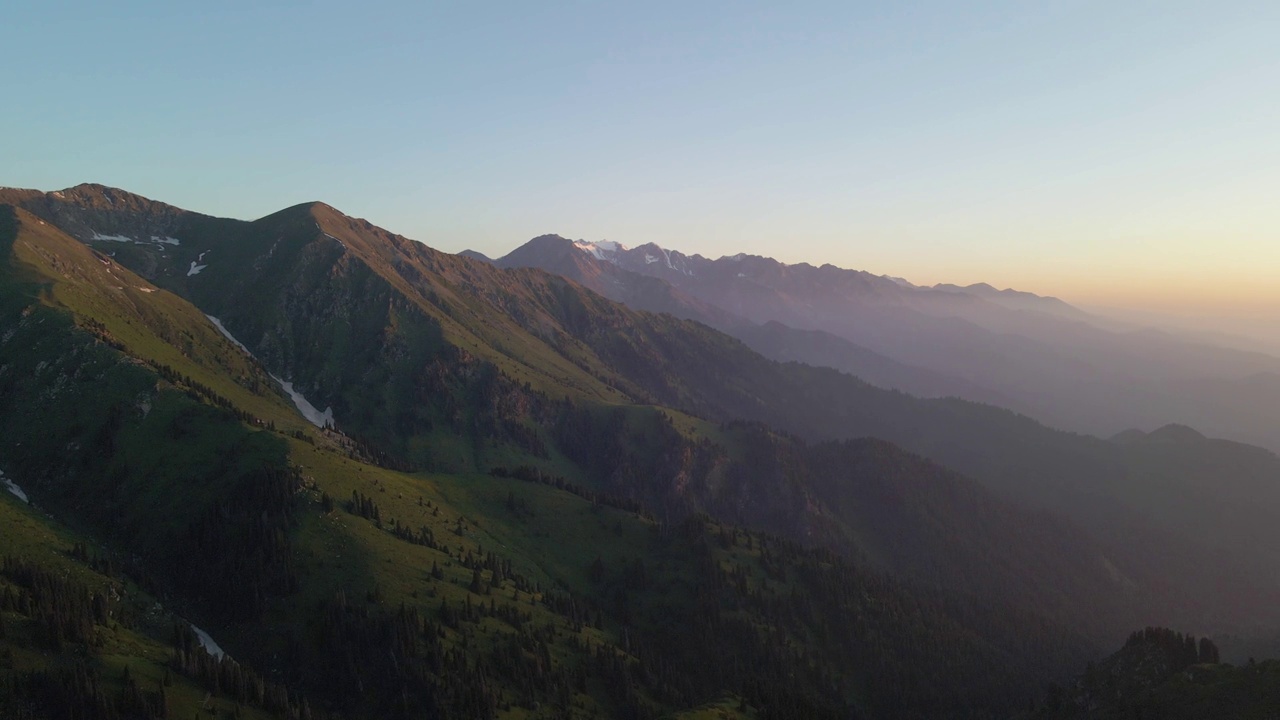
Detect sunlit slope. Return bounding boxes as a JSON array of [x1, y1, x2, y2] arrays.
[[4, 205, 316, 436], [1, 200, 1098, 719], [13, 186, 1280, 641]]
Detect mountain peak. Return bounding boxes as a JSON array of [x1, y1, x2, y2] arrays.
[[518, 233, 574, 251], [572, 238, 628, 260], [457, 249, 494, 263], [1148, 423, 1207, 443], [495, 234, 591, 270], [0, 183, 196, 248], [63, 182, 124, 194], [42, 183, 187, 216], [253, 200, 336, 226], [1111, 424, 1208, 445]]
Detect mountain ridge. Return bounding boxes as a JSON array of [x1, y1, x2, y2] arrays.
[[498, 230, 1280, 453], [1, 198, 1115, 718], [11, 184, 1280, 643]]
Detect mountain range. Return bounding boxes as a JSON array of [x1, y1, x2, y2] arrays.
[[493, 235, 1280, 453], [2, 183, 1278, 719]]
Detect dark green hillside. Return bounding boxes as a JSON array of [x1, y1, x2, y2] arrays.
[[8, 185, 1280, 717], [1034, 628, 1280, 720], [0, 206, 305, 622], [1, 201, 1102, 717], [1108, 425, 1280, 585], [12, 185, 1280, 642], [0, 498, 293, 720], [543, 413, 1147, 639]]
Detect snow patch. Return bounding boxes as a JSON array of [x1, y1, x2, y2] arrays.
[[1, 471, 28, 504], [573, 241, 606, 260], [136, 287, 155, 293], [91, 230, 182, 248], [90, 231, 135, 243], [573, 240, 628, 264], [737, 273, 747, 278], [204, 316, 334, 428], [187, 251, 210, 277], [190, 624, 226, 660], [205, 315, 254, 356], [653, 246, 692, 275], [644, 254, 659, 264], [271, 375, 334, 429]]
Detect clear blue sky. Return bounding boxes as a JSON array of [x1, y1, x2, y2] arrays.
[[3, 1, 1277, 312]]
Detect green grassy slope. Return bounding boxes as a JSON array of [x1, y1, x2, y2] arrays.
[[5, 205, 317, 437], [12, 186, 1277, 644], [0, 201, 1101, 718]]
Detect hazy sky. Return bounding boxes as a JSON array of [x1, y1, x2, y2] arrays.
[[3, 1, 1277, 316]]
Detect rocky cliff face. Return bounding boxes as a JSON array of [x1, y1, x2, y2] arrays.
[[6, 183, 193, 244]]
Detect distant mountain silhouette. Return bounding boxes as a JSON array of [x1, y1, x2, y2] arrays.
[[497, 235, 1280, 453]]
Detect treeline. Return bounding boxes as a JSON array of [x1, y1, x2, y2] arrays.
[[151, 360, 270, 430], [167, 462, 303, 620], [338, 485, 594, 608], [489, 465, 653, 519], [0, 554, 324, 720], [1034, 627, 1228, 719], [0, 664, 168, 720], [602, 515, 1074, 720], [276, 585, 626, 718], [1124, 626, 1220, 666], [1, 556, 111, 650], [547, 404, 1147, 646], [78, 315, 127, 353], [0, 557, 166, 719], [171, 623, 322, 719], [340, 430, 414, 472], [283, 473, 674, 718], [273, 498, 1077, 719]]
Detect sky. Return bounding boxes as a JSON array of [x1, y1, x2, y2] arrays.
[[2, 1, 1278, 325]]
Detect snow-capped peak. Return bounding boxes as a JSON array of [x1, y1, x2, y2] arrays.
[[569, 238, 701, 276], [572, 239, 628, 262]]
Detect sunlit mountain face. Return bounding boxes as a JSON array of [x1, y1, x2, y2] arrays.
[[5, 3, 1278, 717], [2, 181, 1279, 718]]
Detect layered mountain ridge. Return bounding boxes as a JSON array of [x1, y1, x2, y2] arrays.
[[497, 233, 1280, 454], [0, 187, 1105, 718], [4, 182, 1280, 718]]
